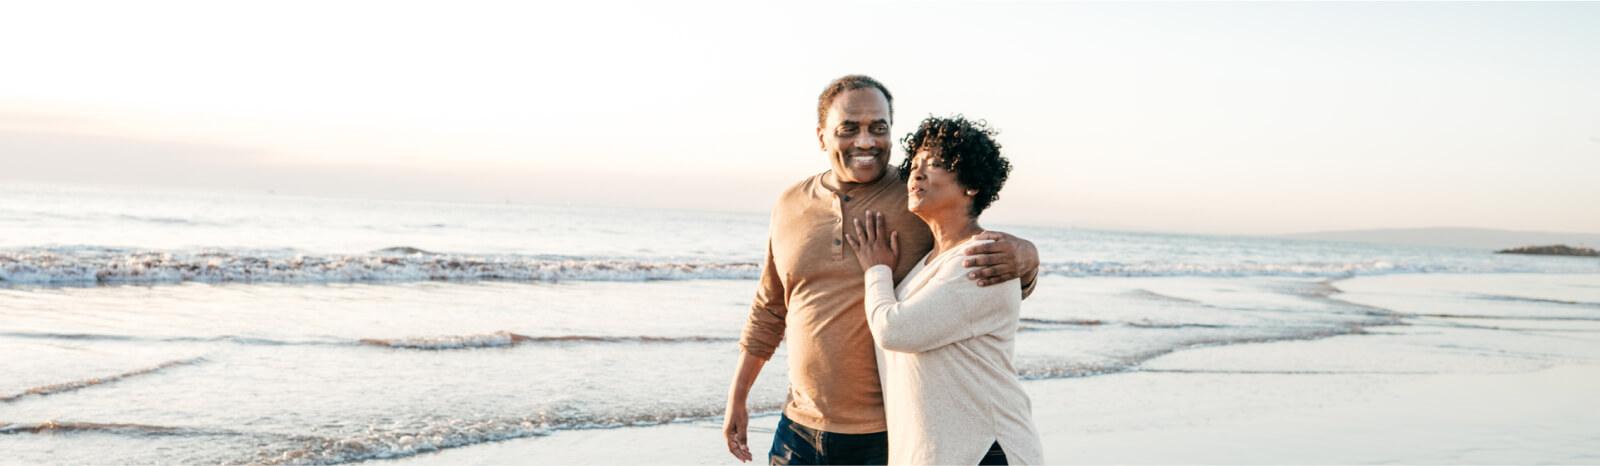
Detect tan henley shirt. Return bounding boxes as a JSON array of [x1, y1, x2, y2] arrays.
[[739, 168, 1037, 434], [739, 169, 933, 434]]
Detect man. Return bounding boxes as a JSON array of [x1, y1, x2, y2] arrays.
[[723, 75, 1039, 465]]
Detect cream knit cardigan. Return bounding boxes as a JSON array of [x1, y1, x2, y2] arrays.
[[863, 239, 1043, 465]]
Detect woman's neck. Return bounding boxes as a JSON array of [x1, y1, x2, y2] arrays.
[[921, 212, 984, 261]]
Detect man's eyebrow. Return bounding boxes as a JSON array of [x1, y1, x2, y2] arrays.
[[839, 119, 890, 125]]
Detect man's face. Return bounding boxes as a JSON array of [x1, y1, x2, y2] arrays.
[[818, 88, 891, 185]]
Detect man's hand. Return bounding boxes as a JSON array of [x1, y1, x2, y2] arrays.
[[846, 210, 899, 271], [723, 398, 752, 462], [723, 351, 765, 462], [961, 231, 1039, 287]]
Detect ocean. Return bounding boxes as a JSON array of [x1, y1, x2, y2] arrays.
[[2, 183, 1597, 464]]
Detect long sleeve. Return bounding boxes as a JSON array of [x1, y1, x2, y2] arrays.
[[863, 261, 1019, 354], [739, 238, 787, 360]]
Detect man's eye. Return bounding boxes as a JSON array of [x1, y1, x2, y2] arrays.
[[870, 125, 888, 134], [838, 126, 858, 135]]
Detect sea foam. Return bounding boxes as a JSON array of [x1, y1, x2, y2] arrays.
[[0, 246, 1590, 286], [0, 247, 760, 285]]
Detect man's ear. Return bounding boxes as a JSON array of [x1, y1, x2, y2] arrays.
[[816, 126, 827, 151]]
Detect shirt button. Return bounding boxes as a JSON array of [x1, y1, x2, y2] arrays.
[[843, 195, 852, 202], [835, 217, 841, 223], [834, 239, 841, 245]]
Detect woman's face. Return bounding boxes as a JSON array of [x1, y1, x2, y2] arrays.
[[906, 149, 971, 218]]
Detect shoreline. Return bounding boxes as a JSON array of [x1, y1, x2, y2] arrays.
[[395, 329, 1599, 465], [390, 334, 1599, 465], [392, 273, 1599, 464]]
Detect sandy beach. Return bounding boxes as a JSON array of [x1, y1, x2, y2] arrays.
[[394, 273, 1600, 465]]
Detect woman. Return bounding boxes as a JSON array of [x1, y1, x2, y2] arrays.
[[846, 115, 1043, 465]]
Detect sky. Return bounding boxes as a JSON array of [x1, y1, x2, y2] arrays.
[[2, 1, 1597, 235]]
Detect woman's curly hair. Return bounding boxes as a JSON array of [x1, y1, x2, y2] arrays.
[[897, 115, 1011, 217]]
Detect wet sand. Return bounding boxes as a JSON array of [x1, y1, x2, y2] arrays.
[[395, 274, 1600, 464]]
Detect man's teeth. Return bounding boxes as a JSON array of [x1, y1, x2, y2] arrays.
[[852, 156, 876, 165]]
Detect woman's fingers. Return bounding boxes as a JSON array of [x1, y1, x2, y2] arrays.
[[866, 211, 877, 243], [890, 231, 899, 256], [871, 211, 889, 243], [855, 211, 901, 252], [864, 211, 876, 241]]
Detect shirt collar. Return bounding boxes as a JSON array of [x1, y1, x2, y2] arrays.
[[821, 169, 902, 198]]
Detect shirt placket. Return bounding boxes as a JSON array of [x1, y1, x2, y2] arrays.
[[831, 192, 850, 260]]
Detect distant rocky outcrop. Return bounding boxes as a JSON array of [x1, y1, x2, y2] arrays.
[[1277, 227, 1600, 250], [373, 246, 435, 255], [1495, 244, 1599, 257]]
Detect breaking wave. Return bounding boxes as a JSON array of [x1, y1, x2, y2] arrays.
[[0, 330, 734, 351], [252, 402, 771, 465], [3, 246, 1593, 286], [1018, 317, 1104, 326], [360, 331, 734, 350], [0, 421, 192, 435], [1124, 289, 1204, 304], [0, 247, 759, 285], [1038, 259, 1596, 278], [1470, 294, 1600, 308], [0, 357, 205, 403], [1127, 321, 1232, 329]]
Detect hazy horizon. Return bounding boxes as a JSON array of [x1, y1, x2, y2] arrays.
[[3, 1, 1597, 236]]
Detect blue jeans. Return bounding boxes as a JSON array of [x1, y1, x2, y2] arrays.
[[769, 413, 888, 465], [979, 441, 1008, 465]]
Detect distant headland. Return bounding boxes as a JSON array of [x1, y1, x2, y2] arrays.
[[1496, 245, 1599, 257], [1275, 227, 1600, 250]]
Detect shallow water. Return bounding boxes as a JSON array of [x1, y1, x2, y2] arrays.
[[389, 273, 1600, 465], [2, 184, 1596, 464]]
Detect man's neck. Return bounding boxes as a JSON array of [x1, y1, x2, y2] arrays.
[[824, 170, 887, 193]]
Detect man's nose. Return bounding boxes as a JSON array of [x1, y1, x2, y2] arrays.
[[852, 133, 877, 149]]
